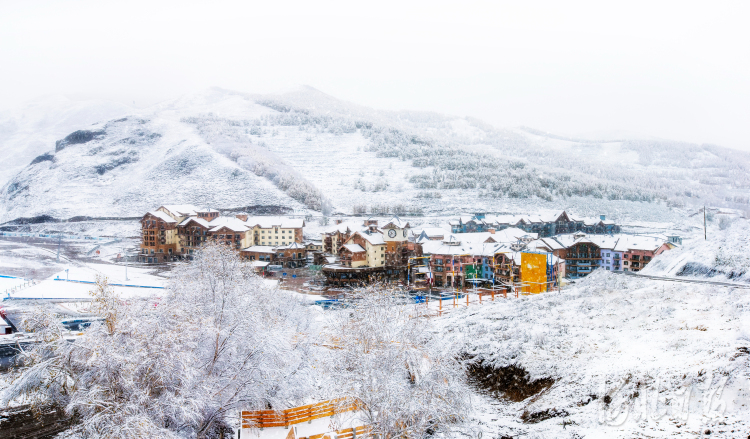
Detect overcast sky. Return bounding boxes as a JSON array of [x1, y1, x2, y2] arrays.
[[1, 1, 748, 150]]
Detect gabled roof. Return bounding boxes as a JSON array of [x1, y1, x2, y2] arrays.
[[342, 244, 366, 253], [178, 217, 212, 228], [245, 216, 305, 229], [357, 231, 386, 246], [613, 235, 666, 252], [144, 211, 177, 224], [382, 216, 410, 229], [322, 223, 353, 234], [208, 217, 250, 233], [158, 204, 200, 219], [278, 242, 306, 250]]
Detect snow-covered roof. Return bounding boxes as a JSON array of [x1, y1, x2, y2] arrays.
[[277, 242, 306, 250], [382, 216, 410, 229], [525, 238, 565, 252], [159, 204, 200, 218], [420, 227, 448, 237], [587, 235, 620, 250], [323, 223, 363, 234], [356, 232, 385, 246], [208, 217, 250, 233], [422, 239, 507, 257], [494, 250, 564, 267], [245, 216, 305, 229], [240, 246, 276, 253], [145, 210, 177, 223], [342, 244, 366, 253], [250, 261, 270, 268], [613, 235, 667, 252], [178, 217, 212, 228]]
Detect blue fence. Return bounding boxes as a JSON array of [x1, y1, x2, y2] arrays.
[[52, 278, 165, 289], [0, 232, 109, 241]]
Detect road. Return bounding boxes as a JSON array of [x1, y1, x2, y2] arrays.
[[614, 271, 750, 289]]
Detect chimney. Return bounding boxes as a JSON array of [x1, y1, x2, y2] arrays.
[[335, 219, 343, 225], [235, 214, 248, 222], [488, 228, 495, 234], [600, 214, 606, 221]]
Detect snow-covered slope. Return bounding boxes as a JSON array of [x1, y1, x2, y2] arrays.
[[437, 270, 750, 438], [643, 219, 750, 283], [1, 108, 304, 221], [2, 87, 749, 222], [0, 96, 132, 188]]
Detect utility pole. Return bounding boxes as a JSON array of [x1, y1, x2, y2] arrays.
[[704, 205, 707, 241], [123, 247, 129, 281]]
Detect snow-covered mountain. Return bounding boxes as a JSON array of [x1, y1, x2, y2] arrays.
[[2, 87, 749, 223]]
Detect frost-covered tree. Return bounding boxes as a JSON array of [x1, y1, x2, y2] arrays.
[[324, 287, 471, 438], [1, 243, 314, 438]]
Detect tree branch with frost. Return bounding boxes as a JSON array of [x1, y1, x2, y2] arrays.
[[324, 286, 472, 438], [1, 242, 315, 438]]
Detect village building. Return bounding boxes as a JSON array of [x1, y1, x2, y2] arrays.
[[139, 210, 179, 263], [176, 217, 212, 258], [273, 242, 309, 268], [140, 206, 306, 263], [240, 246, 276, 262], [554, 233, 602, 279], [245, 216, 305, 246], [205, 216, 253, 250], [420, 233, 505, 288], [492, 250, 565, 293], [614, 235, 673, 272], [321, 223, 353, 254]]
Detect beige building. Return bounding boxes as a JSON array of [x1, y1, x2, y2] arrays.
[[243, 216, 305, 246], [341, 231, 386, 267]]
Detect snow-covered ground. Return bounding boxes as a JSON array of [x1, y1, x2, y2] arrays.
[[435, 270, 750, 438]]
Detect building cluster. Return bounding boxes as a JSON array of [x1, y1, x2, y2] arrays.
[[139, 205, 306, 268], [320, 211, 677, 292], [139, 206, 678, 293]]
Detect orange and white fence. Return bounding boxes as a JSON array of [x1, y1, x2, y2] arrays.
[[241, 398, 361, 429]]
